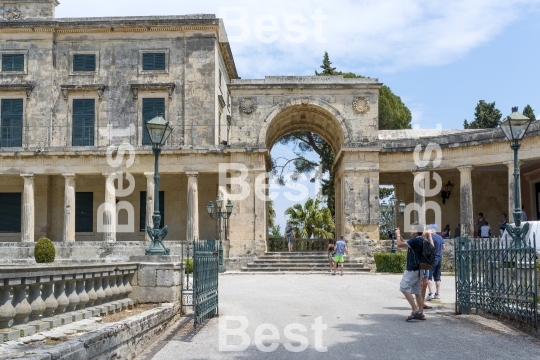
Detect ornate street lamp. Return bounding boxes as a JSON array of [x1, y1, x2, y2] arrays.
[[440, 181, 454, 205], [500, 106, 533, 245], [207, 196, 233, 273], [381, 196, 406, 253], [145, 114, 173, 255]]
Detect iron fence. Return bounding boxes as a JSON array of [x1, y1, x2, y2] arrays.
[[267, 238, 329, 252], [455, 236, 537, 328], [193, 239, 219, 329]]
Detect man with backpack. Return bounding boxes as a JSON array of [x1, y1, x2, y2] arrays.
[[396, 224, 436, 321]]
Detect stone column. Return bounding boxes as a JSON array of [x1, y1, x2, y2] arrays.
[[186, 172, 199, 242], [103, 173, 116, 242], [20, 174, 35, 243], [144, 172, 155, 242], [505, 160, 523, 223], [458, 166, 474, 237], [412, 171, 425, 224], [62, 174, 76, 242]]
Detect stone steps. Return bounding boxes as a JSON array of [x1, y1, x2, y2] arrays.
[[241, 252, 370, 273]]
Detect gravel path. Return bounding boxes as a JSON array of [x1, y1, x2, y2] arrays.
[[150, 274, 540, 360]]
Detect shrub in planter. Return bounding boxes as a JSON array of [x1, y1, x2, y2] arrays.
[[34, 238, 56, 263], [373, 252, 406, 273]]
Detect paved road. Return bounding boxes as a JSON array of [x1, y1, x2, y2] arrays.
[[149, 274, 540, 360]]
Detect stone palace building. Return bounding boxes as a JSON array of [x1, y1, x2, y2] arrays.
[[1, 0, 540, 267]]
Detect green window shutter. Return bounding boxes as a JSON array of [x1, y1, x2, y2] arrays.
[[2, 54, 24, 72], [1, 99, 23, 147], [0, 193, 22, 233], [142, 53, 166, 70], [142, 98, 165, 145], [75, 192, 93, 232], [72, 99, 95, 146], [140, 191, 165, 231], [73, 54, 96, 72]]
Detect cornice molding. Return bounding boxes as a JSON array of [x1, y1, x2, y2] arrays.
[[130, 83, 176, 99], [59, 84, 106, 100], [0, 83, 35, 98]]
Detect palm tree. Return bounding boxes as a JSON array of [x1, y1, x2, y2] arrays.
[[285, 198, 335, 239]]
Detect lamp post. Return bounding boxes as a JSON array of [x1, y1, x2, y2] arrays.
[[500, 107, 533, 246], [207, 196, 233, 273], [381, 196, 406, 253], [145, 114, 173, 256], [440, 181, 454, 205]]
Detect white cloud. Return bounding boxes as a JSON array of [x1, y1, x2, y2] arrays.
[[55, 0, 539, 78]]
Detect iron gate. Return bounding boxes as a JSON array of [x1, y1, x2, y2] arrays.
[[455, 236, 538, 328], [193, 239, 219, 328], [180, 241, 193, 315]]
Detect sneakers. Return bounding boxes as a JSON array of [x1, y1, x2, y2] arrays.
[[426, 293, 434, 301], [434, 293, 441, 299]]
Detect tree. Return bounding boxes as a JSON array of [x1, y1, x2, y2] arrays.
[[523, 104, 536, 121], [315, 51, 337, 75], [285, 198, 335, 239], [267, 199, 276, 229], [379, 86, 412, 130], [463, 100, 502, 129], [270, 224, 282, 238]]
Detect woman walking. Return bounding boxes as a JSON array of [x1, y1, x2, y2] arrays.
[[327, 239, 335, 272]]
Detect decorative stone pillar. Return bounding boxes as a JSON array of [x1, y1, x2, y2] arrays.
[[103, 173, 116, 242], [186, 172, 199, 242], [0, 282, 16, 328], [62, 174, 76, 242], [144, 172, 154, 242], [12, 281, 31, 325], [27, 278, 46, 321], [21, 174, 35, 243], [458, 166, 474, 237]]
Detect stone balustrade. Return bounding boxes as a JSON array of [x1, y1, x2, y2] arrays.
[[0, 263, 136, 338]]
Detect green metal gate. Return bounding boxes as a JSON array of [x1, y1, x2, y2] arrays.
[[455, 236, 538, 328], [193, 239, 219, 328]]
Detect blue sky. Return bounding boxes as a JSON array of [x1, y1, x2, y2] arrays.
[[56, 0, 540, 232]]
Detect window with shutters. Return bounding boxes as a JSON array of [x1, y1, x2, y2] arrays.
[[142, 98, 165, 145], [142, 53, 166, 70], [140, 191, 164, 231], [75, 192, 93, 233], [0, 193, 21, 233], [72, 99, 95, 146], [73, 54, 96, 72], [1, 54, 24, 72], [0, 99, 23, 148]]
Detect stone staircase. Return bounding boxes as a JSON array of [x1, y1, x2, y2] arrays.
[[241, 252, 371, 273]]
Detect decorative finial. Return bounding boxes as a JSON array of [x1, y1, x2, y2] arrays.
[[512, 106, 518, 113]]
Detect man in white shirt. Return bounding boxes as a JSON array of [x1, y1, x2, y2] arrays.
[[480, 222, 491, 238]]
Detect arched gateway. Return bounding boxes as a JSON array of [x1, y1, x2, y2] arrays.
[[226, 76, 383, 265]]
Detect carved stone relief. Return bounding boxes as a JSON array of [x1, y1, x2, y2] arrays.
[[352, 97, 370, 114], [5, 6, 22, 20], [240, 97, 257, 114]]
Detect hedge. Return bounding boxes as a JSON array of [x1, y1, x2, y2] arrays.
[[373, 252, 406, 273], [34, 237, 56, 263]]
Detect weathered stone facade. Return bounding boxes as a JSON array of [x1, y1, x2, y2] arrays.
[[1, 1, 540, 269]]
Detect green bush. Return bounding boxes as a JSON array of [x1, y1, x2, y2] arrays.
[[34, 238, 56, 263], [373, 252, 406, 273], [184, 259, 193, 274]]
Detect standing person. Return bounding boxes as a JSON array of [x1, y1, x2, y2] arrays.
[[499, 214, 507, 236], [454, 224, 461, 238], [332, 235, 347, 276], [480, 221, 491, 238], [522, 206, 528, 221], [426, 224, 446, 301], [327, 239, 335, 272], [284, 222, 294, 252], [396, 224, 434, 321], [476, 213, 485, 236]]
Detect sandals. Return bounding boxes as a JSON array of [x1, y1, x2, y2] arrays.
[[423, 305, 433, 309], [406, 311, 426, 321]]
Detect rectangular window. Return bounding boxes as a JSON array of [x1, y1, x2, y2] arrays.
[[2, 54, 24, 72], [0, 193, 21, 233], [73, 54, 96, 72], [142, 98, 165, 145], [142, 53, 166, 71], [72, 99, 95, 146], [140, 191, 164, 231], [75, 192, 93, 233], [1, 99, 23, 147]]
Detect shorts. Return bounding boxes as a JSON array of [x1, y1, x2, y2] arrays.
[[399, 270, 422, 295], [422, 270, 429, 278], [287, 237, 293, 244], [333, 255, 344, 263], [328, 253, 335, 260], [429, 258, 442, 282]]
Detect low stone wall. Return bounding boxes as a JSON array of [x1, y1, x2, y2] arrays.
[[28, 302, 182, 360]]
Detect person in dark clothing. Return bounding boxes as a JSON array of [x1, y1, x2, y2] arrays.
[[425, 224, 446, 301], [396, 224, 434, 321]]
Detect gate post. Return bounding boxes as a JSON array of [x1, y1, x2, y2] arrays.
[[455, 236, 471, 314]]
